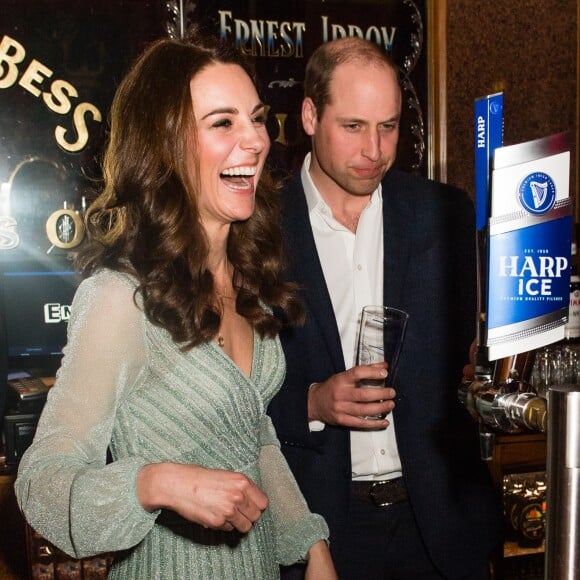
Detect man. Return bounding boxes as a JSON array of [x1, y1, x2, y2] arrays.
[[268, 37, 503, 579]]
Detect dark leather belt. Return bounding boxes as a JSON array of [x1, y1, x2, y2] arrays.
[[351, 477, 408, 507]]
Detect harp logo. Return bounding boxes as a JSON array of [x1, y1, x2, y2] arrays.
[[518, 172, 556, 215]]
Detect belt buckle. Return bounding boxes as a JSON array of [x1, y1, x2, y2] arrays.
[[369, 481, 393, 507]]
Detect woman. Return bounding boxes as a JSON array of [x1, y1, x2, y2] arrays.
[[15, 36, 336, 579]]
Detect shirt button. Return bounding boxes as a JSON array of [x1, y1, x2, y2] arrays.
[[380, 449, 386, 455], [356, 264, 362, 271]]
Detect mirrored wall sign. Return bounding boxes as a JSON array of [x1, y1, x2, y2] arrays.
[[1, 0, 429, 265]]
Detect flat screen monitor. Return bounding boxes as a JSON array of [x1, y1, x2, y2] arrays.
[[0, 262, 80, 377]]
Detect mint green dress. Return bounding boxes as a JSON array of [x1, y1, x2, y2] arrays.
[[15, 269, 328, 579]]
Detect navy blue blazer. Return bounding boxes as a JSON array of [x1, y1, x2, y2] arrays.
[[268, 169, 503, 579]]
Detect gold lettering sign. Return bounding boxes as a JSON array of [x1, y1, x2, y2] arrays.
[[45, 209, 85, 249], [0, 34, 102, 153]]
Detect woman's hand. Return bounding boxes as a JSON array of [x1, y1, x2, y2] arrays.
[[305, 540, 337, 580], [137, 462, 268, 533]]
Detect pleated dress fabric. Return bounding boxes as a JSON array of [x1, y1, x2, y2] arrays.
[[15, 269, 328, 579]]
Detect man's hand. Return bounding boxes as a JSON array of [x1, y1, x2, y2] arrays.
[[308, 363, 396, 429], [462, 339, 477, 383]]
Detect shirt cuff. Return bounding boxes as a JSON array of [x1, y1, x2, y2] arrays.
[[309, 420, 326, 432], [308, 383, 326, 432]]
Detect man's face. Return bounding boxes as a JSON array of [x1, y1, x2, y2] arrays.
[[303, 61, 402, 200]]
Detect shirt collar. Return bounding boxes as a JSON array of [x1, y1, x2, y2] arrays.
[[300, 152, 383, 218]]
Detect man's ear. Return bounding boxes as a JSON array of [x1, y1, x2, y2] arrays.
[[302, 97, 317, 136]]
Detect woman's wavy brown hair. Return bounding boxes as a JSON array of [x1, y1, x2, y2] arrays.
[[76, 35, 304, 349]]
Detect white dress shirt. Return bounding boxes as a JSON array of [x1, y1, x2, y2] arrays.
[[301, 154, 402, 481]]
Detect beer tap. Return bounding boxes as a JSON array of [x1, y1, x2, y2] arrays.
[[459, 350, 547, 460]]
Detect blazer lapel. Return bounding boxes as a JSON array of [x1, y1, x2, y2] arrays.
[[282, 177, 346, 372], [282, 171, 414, 371], [382, 174, 413, 308]]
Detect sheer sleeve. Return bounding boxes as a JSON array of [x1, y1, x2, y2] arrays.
[[14, 270, 158, 558], [258, 415, 329, 566]]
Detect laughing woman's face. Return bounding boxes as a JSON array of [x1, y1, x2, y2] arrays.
[[189, 62, 270, 232]]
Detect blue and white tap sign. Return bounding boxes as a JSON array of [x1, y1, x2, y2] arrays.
[[486, 132, 572, 360]]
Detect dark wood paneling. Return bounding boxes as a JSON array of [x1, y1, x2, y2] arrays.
[[446, 1, 577, 209]]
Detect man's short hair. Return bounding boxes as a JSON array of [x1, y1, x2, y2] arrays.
[[304, 37, 399, 120]]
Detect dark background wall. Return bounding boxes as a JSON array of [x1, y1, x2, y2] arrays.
[[445, 0, 577, 216]]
